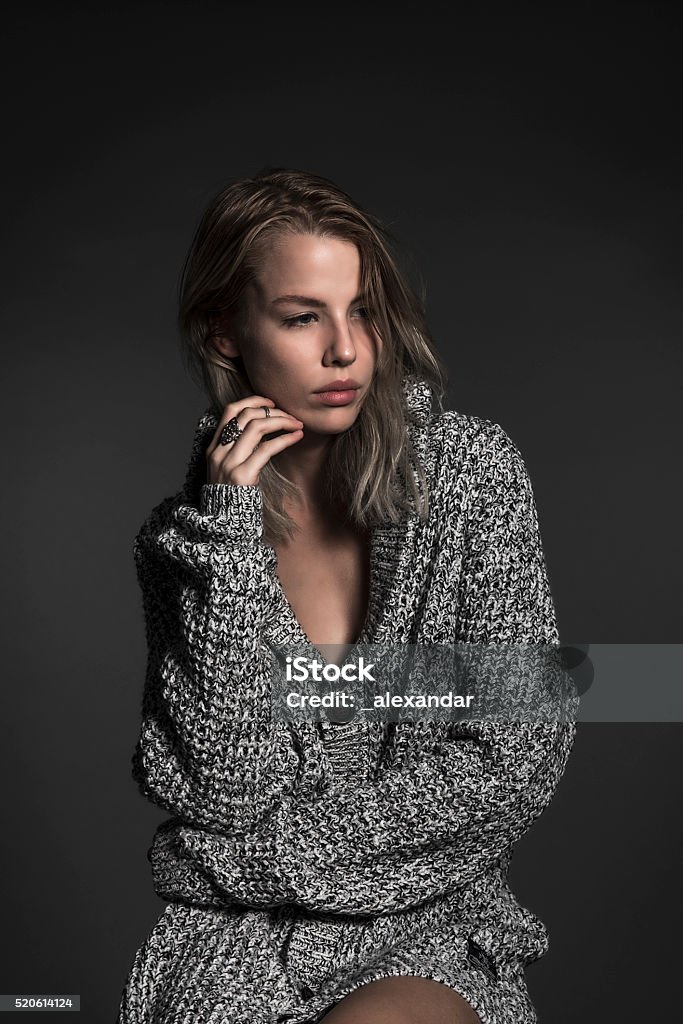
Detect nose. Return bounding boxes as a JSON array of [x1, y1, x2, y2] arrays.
[[324, 317, 356, 366]]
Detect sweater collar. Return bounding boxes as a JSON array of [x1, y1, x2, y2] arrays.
[[401, 370, 434, 425]]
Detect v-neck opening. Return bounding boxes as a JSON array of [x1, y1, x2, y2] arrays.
[[271, 518, 385, 667], [269, 508, 422, 670], [268, 513, 416, 745]]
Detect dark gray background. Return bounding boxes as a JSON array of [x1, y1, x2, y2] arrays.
[[2, 2, 681, 1022]]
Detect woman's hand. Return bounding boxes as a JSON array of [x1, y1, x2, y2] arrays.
[[206, 395, 304, 486]]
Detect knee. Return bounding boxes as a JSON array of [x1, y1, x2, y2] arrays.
[[319, 976, 483, 1024]]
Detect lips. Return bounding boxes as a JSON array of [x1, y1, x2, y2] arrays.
[[313, 379, 361, 393]]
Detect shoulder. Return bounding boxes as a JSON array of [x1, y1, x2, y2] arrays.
[[133, 492, 184, 562], [133, 406, 249, 561], [427, 409, 532, 486], [132, 409, 211, 556]]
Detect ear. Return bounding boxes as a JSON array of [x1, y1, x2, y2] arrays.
[[208, 315, 241, 359]]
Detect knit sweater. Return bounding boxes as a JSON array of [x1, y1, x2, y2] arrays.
[[117, 373, 577, 1024]]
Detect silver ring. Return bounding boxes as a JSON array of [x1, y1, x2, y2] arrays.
[[219, 416, 243, 446], [262, 406, 271, 418]]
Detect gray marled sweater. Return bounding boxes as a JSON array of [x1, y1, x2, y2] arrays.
[[117, 373, 576, 1024]]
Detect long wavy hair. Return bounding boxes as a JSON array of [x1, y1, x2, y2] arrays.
[[177, 167, 449, 546]]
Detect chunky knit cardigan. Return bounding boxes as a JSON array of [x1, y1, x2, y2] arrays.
[[117, 373, 576, 1024]]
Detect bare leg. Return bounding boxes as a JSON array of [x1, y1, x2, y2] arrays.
[[319, 976, 484, 1024]]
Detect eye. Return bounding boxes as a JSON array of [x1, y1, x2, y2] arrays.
[[352, 306, 370, 319], [282, 313, 318, 328]]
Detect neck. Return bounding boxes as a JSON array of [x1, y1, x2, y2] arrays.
[[271, 430, 335, 517]]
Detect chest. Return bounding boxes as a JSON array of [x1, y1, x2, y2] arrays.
[[273, 525, 371, 655]]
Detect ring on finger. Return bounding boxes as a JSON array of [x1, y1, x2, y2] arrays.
[[219, 416, 243, 446]]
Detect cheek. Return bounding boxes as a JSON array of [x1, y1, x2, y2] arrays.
[[246, 343, 302, 391], [243, 333, 291, 375]]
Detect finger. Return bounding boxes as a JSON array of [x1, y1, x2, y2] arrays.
[[209, 411, 303, 458], [228, 429, 304, 486], [208, 406, 287, 456], [208, 396, 277, 450], [236, 407, 302, 433]]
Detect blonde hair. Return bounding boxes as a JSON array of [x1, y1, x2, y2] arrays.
[[177, 167, 449, 546]]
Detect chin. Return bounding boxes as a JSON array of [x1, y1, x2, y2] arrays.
[[305, 415, 358, 438], [314, 409, 359, 427]]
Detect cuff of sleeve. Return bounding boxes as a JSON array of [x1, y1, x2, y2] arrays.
[[200, 483, 264, 538]]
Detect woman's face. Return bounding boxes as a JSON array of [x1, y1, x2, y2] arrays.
[[220, 232, 382, 436]]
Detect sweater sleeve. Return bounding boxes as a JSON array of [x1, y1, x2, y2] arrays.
[[148, 422, 577, 915], [131, 477, 326, 832]]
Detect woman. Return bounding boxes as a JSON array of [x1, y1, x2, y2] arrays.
[[117, 168, 576, 1024]]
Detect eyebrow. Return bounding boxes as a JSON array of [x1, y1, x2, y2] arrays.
[[271, 293, 365, 308]]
